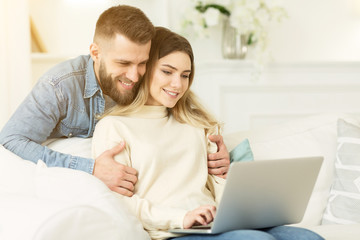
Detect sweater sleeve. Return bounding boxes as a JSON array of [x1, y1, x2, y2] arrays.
[[119, 194, 187, 231], [92, 117, 187, 230]]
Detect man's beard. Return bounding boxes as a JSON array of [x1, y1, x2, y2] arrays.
[[98, 61, 140, 105]]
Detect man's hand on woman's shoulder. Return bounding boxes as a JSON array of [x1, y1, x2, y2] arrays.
[[207, 134, 230, 179]]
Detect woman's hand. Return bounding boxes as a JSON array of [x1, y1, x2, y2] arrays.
[[183, 205, 216, 229]]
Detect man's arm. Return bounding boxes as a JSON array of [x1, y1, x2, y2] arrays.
[[207, 134, 230, 178], [0, 80, 137, 196], [0, 80, 95, 173]]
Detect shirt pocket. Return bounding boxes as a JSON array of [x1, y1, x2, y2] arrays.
[[59, 106, 90, 138]]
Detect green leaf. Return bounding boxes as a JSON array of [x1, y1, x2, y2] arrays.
[[195, 3, 231, 17], [247, 33, 257, 45]]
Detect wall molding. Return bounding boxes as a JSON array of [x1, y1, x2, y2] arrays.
[[192, 60, 360, 133]]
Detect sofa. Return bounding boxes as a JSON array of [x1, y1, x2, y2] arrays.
[[1, 113, 359, 240], [225, 113, 360, 240]]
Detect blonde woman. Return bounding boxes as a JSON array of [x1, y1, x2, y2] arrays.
[[92, 27, 323, 240]]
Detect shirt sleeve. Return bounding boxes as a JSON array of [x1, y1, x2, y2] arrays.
[[92, 117, 188, 230], [0, 79, 95, 174]]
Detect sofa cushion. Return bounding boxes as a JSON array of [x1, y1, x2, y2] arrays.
[[0, 145, 36, 196], [224, 114, 358, 226], [229, 138, 254, 162], [307, 223, 360, 240], [35, 160, 150, 239], [322, 119, 360, 224]]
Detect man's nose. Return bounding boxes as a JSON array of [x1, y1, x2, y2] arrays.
[[126, 66, 139, 83]]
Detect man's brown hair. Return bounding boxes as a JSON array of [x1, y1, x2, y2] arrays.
[[94, 5, 154, 44]]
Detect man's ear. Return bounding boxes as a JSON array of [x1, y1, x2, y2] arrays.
[[90, 43, 100, 62]]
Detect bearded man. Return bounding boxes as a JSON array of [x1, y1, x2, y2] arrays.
[[0, 5, 230, 196]]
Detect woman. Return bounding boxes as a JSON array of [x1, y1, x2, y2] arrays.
[[92, 27, 323, 240]]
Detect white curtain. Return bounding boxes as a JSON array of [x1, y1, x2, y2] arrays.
[[0, 0, 31, 129]]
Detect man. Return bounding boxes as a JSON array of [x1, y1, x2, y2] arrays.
[[0, 5, 229, 196]]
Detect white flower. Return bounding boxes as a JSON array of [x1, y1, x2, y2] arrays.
[[255, 8, 270, 27], [229, 7, 254, 34], [203, 7, 220, 27], [182, 0, 287, 60], [242, 0, 261, 11]]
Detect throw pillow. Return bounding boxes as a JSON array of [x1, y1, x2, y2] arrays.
[[229, 138, 254, 163], [322, 119, 360, 224]]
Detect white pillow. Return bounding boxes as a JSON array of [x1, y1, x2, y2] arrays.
[[0, 142, 150, 240], [0, 145, 36, 196], [0, 193, 125, 240], [224, 114, 356, 226], [43, 137, 92, 159], [35, 161, 150, 240], [322, 119, 360, 224]]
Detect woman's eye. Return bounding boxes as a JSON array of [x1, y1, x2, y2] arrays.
[[162, 70, 171, 75], [182, 74, 190, 79]]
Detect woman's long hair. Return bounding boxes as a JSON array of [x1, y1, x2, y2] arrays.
[[107, 27, 220, 134]]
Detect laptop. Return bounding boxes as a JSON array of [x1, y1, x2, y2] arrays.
[[168, 156, 323, 235]]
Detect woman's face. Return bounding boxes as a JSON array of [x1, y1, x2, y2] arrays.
[[146, 51, 191, 108]]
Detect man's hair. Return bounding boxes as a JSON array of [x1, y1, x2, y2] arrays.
[[94, 5, 154, 44], [107, 27, 220, 135]]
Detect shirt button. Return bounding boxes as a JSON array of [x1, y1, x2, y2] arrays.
[[68, 132, 73, 138]]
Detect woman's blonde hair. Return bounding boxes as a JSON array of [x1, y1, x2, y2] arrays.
[[107, 27, 220, 134]]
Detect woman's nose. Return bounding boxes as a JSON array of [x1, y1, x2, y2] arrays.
[[170, 75, 182, 88]]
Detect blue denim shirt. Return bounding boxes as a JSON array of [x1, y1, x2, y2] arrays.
[[0, 55, 105, 174]]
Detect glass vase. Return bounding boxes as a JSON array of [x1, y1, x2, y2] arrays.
[[222, 18, 248, 59]]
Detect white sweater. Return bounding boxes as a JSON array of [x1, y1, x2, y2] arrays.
[[92, 105, 225, 240]]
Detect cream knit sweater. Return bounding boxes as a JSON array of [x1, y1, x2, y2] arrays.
[[92, 105, 225, 240]]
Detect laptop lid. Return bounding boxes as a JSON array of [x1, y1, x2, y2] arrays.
[[169, 156, 323, 235]]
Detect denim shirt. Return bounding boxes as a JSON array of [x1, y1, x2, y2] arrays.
[[0, 55, 105, 174]]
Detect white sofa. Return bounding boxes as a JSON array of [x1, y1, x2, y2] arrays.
[[225, 113, 360, 240], [1, 113, 359, 240]]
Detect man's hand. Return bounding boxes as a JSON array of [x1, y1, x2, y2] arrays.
[[183, 205, 216, 229], [93, 142, 137, 197], [207, 135, 230, 179]]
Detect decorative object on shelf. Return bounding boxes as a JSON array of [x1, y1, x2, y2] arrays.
[[30, 17, 47, 53], [222, 17, 248, 59], [182, 0, 287, 61]]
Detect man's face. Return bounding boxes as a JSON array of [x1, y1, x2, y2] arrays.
[[92, 34, 151, 105]]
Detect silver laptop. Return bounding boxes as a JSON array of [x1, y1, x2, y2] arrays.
[[168, 156, 323, 235]]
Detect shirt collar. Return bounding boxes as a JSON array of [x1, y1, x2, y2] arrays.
[[84, 56, 102, 98]]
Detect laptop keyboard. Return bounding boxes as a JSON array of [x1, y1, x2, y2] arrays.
[[191, 222, 213, 229]]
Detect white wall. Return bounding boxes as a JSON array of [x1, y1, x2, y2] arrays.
[[268, 0, 360, 62], [0, 0, 31, 129], [29, 0, 169, 56], [29, 0, 360, 62]]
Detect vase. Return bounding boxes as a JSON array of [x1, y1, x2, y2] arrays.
[[221, 18, 248, 59]]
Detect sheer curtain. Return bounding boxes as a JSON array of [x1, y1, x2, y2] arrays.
[[0, 0, 31, 129]]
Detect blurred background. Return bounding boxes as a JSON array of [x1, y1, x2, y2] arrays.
[[1, 0, 360, 131]]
